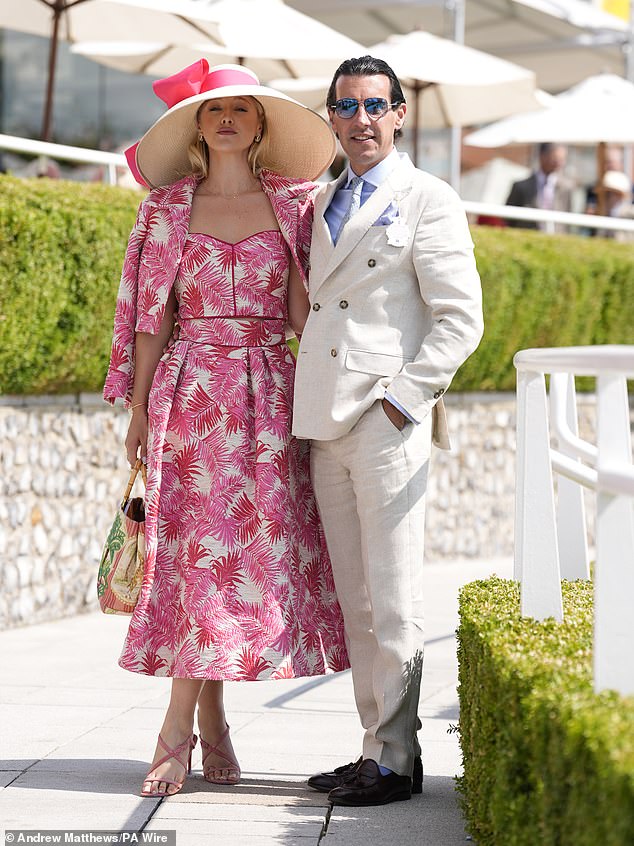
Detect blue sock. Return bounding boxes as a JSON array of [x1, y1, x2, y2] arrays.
[[378, 765, 393, 776]]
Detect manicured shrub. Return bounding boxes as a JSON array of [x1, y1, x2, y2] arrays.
[[1, 176, 633, 395], [453, 226, 634, 392], [0, 175, 139, 395], [457, 577, 634, 846]]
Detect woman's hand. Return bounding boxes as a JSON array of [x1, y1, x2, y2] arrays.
[[125, 407, 148, 467], [162, 317, 180, 354]]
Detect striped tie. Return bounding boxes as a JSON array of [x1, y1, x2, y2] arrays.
[[335, 176, 364, 243]]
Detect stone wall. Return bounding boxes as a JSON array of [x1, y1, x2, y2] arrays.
[[0, 392, 598, 630]]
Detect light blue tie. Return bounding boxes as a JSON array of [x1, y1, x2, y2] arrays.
[[335, 176, 364, 244]]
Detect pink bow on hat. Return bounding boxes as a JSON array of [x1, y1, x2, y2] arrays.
[[125, 60, 261, 187], [154, 58, 259, 108]]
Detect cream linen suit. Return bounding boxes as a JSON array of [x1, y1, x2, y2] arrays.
[[292, 153, 483, 776]]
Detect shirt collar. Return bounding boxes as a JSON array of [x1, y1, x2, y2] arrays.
[[346, 147, 401, 189], [538, 169, 557, 186]]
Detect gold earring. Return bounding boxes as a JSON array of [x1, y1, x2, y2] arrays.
[[198, 131, 204, 142], [254, 133, 262, 143]]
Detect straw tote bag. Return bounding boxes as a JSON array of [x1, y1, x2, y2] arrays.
[[97, 458, 147, 615]]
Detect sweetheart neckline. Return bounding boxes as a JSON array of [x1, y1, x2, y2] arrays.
[[186, 230, 283, 247]]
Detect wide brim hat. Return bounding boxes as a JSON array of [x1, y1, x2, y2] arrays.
[[601, 170, 631, 196], [127, 60, 336, 188]]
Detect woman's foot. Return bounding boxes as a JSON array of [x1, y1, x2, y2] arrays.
[[198, 715, 241, 785], [141, 728, 197, 796]]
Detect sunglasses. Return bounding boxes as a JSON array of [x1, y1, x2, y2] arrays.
[[329, 97, 401, 120]]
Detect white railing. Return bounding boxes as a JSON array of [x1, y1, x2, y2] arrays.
[[514, 345, 634, 695], [463, 200, 634, 234], [0, 133, 126, 185], [2, 133, 634, 235]]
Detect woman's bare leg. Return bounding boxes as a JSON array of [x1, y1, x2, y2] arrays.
[[143, 678, 204, 795], [197, 680, 240, 782]]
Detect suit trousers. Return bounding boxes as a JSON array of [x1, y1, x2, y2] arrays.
[[310, 400, 432, 776]]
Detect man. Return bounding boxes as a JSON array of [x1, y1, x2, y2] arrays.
[[292, 56, 484, 806], [506, 142, 573, 231]]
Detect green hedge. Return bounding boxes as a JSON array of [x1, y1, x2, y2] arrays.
[[453, 226, 634, 391], [1, 175, 633, 395], [0, 175, 139, 394], [457, 577, 634, 846]]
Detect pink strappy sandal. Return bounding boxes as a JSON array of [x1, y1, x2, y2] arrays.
[[200, 725, 241, 785], [140, 733, 197, 797]]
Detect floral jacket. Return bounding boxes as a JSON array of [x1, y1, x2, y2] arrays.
[[103, 170, 316, 406]]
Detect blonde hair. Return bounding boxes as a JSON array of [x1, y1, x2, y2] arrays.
[[187, 96, 268, 178]]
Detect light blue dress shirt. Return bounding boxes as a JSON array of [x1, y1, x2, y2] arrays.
[[324, 147, 401, 242], [323, 148, 417, 425]]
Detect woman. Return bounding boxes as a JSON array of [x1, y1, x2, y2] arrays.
[[103, 60, 348, 797]]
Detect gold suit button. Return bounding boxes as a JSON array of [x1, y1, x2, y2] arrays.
[[312, 303, 321, 311], [330, 348, 338, 357], [368, 258, 376, 267], [339, 300, 349, 309]]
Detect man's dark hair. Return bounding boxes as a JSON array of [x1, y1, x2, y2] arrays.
[[538, 142, 563, 156], [327, 55, 406, 139]]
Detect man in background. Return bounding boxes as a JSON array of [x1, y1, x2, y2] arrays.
[[506, 142, 573, 231]]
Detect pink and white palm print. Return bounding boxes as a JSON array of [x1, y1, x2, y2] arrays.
[[118, 228, 349, 680]]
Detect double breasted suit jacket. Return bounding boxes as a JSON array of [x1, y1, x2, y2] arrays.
[[292, 154, 484, 448]]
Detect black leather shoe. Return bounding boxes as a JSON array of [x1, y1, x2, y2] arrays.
[[327, 759, 412, 806], [413, 754, 423, 795], [307, 757, 362, 793]]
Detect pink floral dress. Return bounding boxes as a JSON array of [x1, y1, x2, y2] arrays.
[[118, 229, 348, 680]]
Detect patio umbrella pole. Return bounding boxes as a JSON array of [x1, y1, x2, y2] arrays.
[[40, 0, 91, 142], [41, 2, 62, 141]]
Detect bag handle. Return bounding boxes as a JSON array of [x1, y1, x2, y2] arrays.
[[121, 458, 147, 509]]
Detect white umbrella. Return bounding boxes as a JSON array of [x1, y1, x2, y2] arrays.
[[0, 0, 224, 140], [464, 74, 634, 147], [73, 0, 365, 81], [367, 31, 542, 165], [289, 0, 628, 92]]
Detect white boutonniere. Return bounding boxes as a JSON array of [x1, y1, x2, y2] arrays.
[[386, 220, 409, 247]]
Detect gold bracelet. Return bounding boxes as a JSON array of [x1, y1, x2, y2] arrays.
[[129, 402, 147, 412]]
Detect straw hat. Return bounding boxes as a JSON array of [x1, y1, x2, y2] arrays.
[[126, 60, 336, 188], [601, 170, 631, 196]]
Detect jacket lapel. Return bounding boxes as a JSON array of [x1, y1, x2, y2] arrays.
[[316, 156, 415, 290], [309, 173, 344, 293]]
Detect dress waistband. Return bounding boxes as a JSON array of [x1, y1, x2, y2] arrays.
[[178, 317, 286, 348]]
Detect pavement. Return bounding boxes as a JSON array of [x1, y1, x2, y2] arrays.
[[0, 557, 512, 846]]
